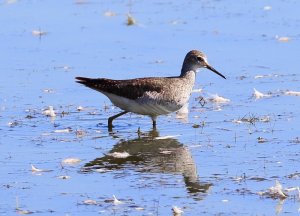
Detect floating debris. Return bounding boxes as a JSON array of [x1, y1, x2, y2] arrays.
[[285, 90, 300, 96], [43, 89, 54, 93], [53, 65, 72, 71], [287, 172, 300, 179], [42, 106, 56, 117], [31, 164, 52, 172], [62, 158, 82, 165], [16, 209, 34, 215], [8, 120, 20, 127], [54, 128, 72, 133], [232, 119, 243, 124], [254, 75, 265, 79], [83, 199, 98, 205], [77, 106, 84, 111], [208, 94, 230, 103], [213, 105, 222, 111], [289, 137, 300, 144], [57, 175, 71, 180], [170, 19, 186, 25], [248, 176, 268, 181], [232, 113, 272, 125], [263, 5, 272, 11], [32, 29, 47, 37], [25, 115, 34, 119], [254, 74, 278, 79], [151, 59, 165, 64], [15, 196, 34, 214], [232, 176, 245, 182], [241, 116, 258, 124], [76, 129, 86, 137], [126, 13, 136, 25], [260, 115, 271, 122], [233, 114, 271, 124], [196, 95, 206, 106], [253, 88, 271, 99], [258, 180, 288, 199], [257, 137, 267, 143], [107, 152, 130, 158], [113, 195, 123, 205], [269, 180, 288, 198], [172, 206, 183, 215], [103, 11, 117, 17], [192, 124, 201, 128], [62, 65, 72, 71], [276, 36, 291, 42]]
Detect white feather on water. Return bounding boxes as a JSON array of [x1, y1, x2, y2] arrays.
[[42, 106, 56, 117], [285, 90, 300, 96], [113, 195, 123, 205], [172, 206, 183, 215], [253, 88, 271, 99], [208, 94, 230, 103]]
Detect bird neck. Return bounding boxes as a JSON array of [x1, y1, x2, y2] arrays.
[[180, 67, 196, 77], [180, 70, 196, 85], [180, 61, 197, 77]]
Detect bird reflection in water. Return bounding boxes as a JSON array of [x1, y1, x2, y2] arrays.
[[82, 129, 212, 195]]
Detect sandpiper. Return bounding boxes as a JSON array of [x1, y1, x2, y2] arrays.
[[76, 50, 226, 129]]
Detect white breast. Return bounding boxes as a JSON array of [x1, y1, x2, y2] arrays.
[[102, 92, 182, 116]]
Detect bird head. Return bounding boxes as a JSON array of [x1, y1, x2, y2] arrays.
[[181, 50, 226, 79]]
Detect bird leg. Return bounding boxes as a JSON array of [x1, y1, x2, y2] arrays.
[[108, 111, 128, 129], [151, 116, 157, 129], [152, 120, 156, 128]]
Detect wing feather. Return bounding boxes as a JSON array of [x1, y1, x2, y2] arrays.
[[76, 77, 165, 100]]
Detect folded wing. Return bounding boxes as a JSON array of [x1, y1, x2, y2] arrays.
[[76, 77, 164, 100]]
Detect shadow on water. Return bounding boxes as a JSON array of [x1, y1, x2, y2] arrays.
[[82, 129, 212, 196]]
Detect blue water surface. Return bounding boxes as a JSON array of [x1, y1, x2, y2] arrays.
[[1, 0, 300, 215]]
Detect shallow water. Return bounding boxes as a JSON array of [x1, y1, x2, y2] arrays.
[[1, 0, 300, 215]]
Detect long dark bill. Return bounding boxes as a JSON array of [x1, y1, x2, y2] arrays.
[[206, 65, 226, 79]]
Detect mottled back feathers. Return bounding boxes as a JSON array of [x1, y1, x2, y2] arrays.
[[76, 77, 165, 100]]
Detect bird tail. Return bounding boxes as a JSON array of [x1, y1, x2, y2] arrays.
[[76, 77, 92, 84], [75, 76, 100, 89]]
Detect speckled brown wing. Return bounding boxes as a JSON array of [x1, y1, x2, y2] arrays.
[[76, 77, 164, 100]]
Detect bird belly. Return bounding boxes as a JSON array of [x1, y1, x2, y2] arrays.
[[102, 92, 182, 116]]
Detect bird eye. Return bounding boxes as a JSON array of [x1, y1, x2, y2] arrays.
[[196, 56, 203, 62]]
